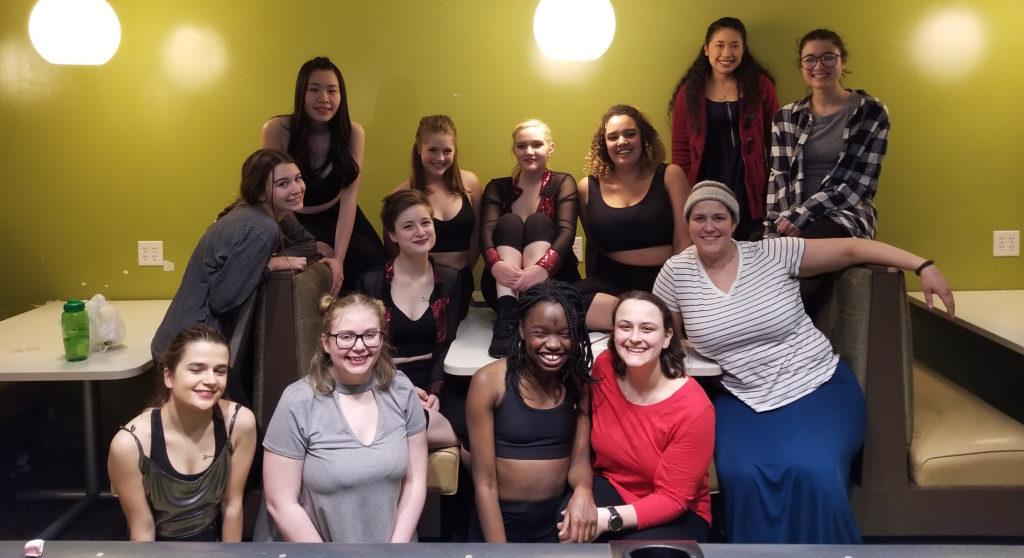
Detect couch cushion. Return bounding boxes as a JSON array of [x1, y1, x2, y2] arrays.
[[427, 446, 460, 495], [911, 363, 1024, 486]]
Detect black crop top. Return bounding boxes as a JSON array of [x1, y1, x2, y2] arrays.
[[299, 160, 354, 207], [586, 164, 674, 253], [493, 368, 576, 460], [432, 192, 474, 253], [388, 306, 436, 358]]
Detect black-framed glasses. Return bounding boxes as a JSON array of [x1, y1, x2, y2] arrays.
[[327, 330, 383, 350], [800, 53, 840, 70]]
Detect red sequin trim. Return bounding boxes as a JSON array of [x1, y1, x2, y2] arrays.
[[535, 248, 560, 274]]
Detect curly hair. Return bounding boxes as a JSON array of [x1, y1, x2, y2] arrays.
[[308, 293, 396, 395], [584, 104, 665, 178], [506, 281, 593, 408], [666, 17, 775, 121], [607, 291, 687, 380]]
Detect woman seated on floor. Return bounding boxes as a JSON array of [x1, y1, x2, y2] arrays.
[[260, 293, 427, 542], [561, 291, 713, 543], [109, 325, 257, 542], [356, 189, 461, 448], [467, 281, 597, 543]]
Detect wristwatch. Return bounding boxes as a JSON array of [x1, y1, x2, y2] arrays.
[[606, 506, 623, 532]]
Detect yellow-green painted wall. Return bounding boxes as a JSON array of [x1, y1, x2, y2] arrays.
[[2, 0, 1021, 319]]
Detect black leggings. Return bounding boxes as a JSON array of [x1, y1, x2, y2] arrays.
[[468, 488, 571, 543], [797, 217, 853, 315], [592, 474, 709, 542], [295, 203, 387, 292], [574, 253, 663, 312], [481, 213, 580, 309]]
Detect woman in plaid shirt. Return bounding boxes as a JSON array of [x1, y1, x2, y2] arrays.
[[766, 29, 890, 241], [766, 29, 890, 310]]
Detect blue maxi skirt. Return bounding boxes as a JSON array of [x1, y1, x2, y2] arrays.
[[713, 360, 866, 544]]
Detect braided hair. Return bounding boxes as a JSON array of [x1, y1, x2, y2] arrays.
[[506, 281, 593, 408]]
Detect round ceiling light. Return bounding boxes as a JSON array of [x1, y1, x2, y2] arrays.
[[29, 0, 121, 65], [534, 0, 615, 61]]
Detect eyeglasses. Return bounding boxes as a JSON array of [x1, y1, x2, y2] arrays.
[[327, 330, 383, 350], [800, 53, 840, 70]]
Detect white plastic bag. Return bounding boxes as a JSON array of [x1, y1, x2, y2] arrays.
[[85, 294, 126, 351]]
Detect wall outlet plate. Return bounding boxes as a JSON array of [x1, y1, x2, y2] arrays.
[[138, 240, 164, 266], [993, 230, 1020, 257], [573, 236, 584, 260]]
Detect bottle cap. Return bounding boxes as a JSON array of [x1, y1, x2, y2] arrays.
[[63, 300, 85, 312]]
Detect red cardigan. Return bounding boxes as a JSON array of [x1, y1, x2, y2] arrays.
[[589, 351, 714, 529], [671, 74, 780, 221]]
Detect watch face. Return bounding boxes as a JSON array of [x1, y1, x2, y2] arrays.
[[608, 508, 624, 532]]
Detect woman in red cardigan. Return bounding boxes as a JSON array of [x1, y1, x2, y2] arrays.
[[560, 291, 713, 542], [668, 17, 779, 240]]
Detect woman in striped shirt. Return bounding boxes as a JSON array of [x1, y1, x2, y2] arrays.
[[653, 181, 953, 544]]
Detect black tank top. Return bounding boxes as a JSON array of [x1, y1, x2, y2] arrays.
[[432, 192, 474, 253], [493, 369, 576, 460], [299, 160, 354, 207], [586, 164, 674, 253], [389, 306, 436, 359]]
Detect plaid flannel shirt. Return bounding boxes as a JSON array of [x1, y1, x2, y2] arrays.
[[765, 90, 890, 238]]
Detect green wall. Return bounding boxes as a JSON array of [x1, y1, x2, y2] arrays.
[[1, 0, 1021, 319]]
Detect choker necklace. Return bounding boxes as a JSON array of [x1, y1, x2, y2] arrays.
[[335, 376, 375, 395]]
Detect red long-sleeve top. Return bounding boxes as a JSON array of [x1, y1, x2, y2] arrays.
[[589, 350, 715, 529]]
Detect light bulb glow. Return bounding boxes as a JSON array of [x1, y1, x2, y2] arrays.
[[533, 0, 615, 61], [28, 0, 121, 65]]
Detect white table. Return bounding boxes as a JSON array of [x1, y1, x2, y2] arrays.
[[0, 299, 170, 538], [908, 290, 1024, 355], [444, 306, 721, 377]]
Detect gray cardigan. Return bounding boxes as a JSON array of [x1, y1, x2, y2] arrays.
[[151, 204, 316, 361]]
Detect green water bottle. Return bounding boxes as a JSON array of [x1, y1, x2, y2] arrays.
[[62, 300, 90, 362]]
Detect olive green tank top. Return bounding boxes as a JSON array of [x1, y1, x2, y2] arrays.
[[120, 403, 239, 541]]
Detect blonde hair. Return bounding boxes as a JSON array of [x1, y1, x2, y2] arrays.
[[511, 119, 554, 180], [308, 293, 395, 395]]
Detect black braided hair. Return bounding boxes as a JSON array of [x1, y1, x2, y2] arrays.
[[506, 281, 593, 409]]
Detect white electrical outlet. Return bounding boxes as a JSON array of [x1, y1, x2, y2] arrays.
[[138, 241, 164, 266], [573, 236, 584, 260], [993, 230, 1020, 257]]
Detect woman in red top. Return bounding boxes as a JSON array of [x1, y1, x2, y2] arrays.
[[566, 291, 713, 542], [669, 17, 779, 241]]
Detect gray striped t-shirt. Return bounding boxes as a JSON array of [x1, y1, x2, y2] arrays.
[[653, 237, 838, 412]]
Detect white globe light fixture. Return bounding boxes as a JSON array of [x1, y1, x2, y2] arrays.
[[534, 0, 615, 61], [28, 0, 121, 65]]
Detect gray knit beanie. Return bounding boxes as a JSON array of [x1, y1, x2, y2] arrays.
[[683, 180, 739, 221]]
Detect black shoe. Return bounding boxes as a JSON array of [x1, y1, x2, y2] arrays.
[[488, 305, 515, 358]]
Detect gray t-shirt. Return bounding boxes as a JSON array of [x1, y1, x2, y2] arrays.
[[802, 95, 859, 196], [262, 372, 427, 542]]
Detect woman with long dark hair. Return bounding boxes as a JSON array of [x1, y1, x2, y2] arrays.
[[467, 281, 597, 543], [669, 17, 779, 241], [262, 56, 387, 294], [110, 325, 257, 541], [151, 149, 316, 402]]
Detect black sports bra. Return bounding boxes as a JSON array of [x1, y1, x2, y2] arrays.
[[493, 369, 576, 460], [586, 164, 674, 253], [432, 192, 474, 253]]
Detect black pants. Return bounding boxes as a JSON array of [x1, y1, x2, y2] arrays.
[[295, 203, 387, 292], [592, 474, 709, 542], [468, 489, 571, 543], [797, 217, 853, 316], [481, 213, 580, 309], [574, 253, 662, 312]]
